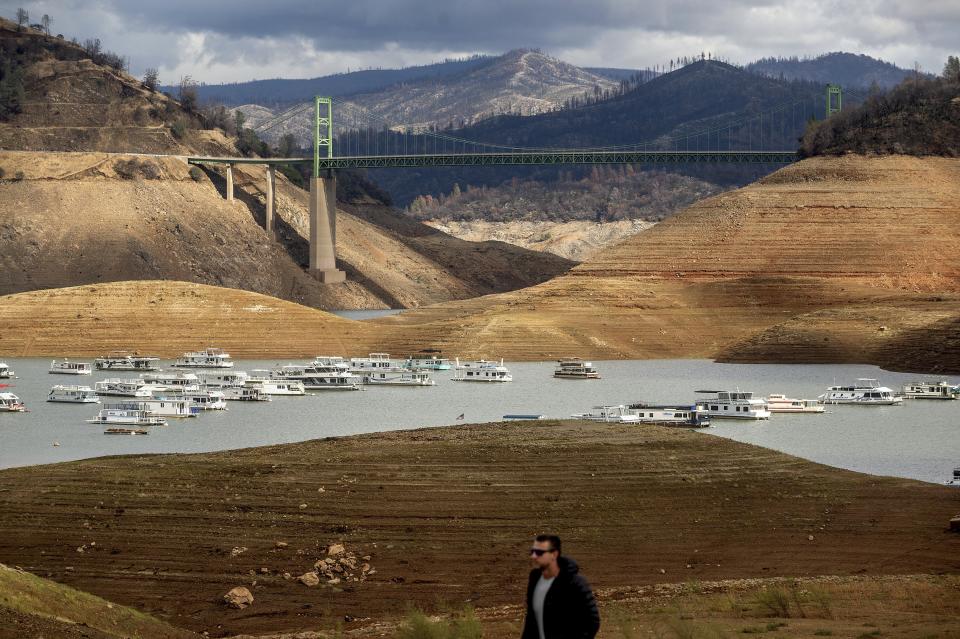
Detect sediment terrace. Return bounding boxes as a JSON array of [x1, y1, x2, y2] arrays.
[[0, 421, 956, 636]]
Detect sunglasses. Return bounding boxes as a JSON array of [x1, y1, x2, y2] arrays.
[[529, 548, 556, 556]]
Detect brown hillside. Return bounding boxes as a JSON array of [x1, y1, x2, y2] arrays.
[[0, 422, 956, 636], [0, 19, 573, 311], [0, 281, 380, 358], [0, 150, 573, 310], [2, 156, 959, 370]]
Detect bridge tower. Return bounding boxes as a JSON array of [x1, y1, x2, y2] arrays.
[[309, 96, 345, 283], [826, 84, 842, 117]]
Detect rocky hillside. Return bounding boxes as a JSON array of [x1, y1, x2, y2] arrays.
[[239, 50, 617, 145], [0, 151, 573, 310], [0, 21, 572, 310], [0, 18, 231, 155]]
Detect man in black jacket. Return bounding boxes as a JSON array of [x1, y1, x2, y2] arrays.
[[521, 534, 600, 639]]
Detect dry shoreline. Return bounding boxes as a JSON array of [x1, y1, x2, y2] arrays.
[[0, 420, 957, 637]]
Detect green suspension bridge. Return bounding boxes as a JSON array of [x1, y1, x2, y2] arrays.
[[187, 85, 845, 282]]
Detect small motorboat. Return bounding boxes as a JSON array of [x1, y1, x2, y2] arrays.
[[104, 428, 149, 435]]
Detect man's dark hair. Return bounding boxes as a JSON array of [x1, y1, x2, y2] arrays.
[[535, 534, 561, 555]]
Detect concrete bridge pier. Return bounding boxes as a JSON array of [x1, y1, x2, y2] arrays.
[[225, 164, 234, 202], [309, 175, 346, 283], [264, 166, 276, 236]]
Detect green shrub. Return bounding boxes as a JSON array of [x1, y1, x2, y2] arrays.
[[814, 630, 834, 636], [755, 587, 792, 617], [188, 166, 205, 182], [0, 166, 5, 178], [14, 170, 24, 181], [170, 118, 187, 139]]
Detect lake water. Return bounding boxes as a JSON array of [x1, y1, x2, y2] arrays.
[[1, 358, 958, 484]]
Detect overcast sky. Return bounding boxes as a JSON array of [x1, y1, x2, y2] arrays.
[[4, 1, 957, 84]]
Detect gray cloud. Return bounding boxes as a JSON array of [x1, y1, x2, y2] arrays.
[[2, 1, 956, 83]]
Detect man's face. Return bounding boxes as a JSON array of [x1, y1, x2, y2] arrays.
[[529, 539, 558, 569]]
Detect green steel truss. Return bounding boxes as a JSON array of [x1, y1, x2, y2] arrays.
[[188, 150, 798, 170], [313, 96, 333, 178], [826, 84, 842, 116]]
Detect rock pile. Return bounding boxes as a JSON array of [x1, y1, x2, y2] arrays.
[[298, 543, 374, 586]]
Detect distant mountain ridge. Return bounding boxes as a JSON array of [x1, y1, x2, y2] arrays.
[[238, 49, 617, 145], [161, 55, 497, 108], [746, 52, 915, 89]]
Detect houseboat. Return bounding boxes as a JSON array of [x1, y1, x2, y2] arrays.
[[765, 394, 825, 413], [245, 372, 306, 396], [196, 370, 249, 388], [167, 389, 228, 410], [94, 378, 154, 398], [361, 369, 435, 386], [172, 348, 234, 369], [349, 353, 399, 372], [627, 402, 712, 427], [0, 362, 13, 379], [0, 392, 26, 412], [901, 381, 959, 400], [696, 390, 771, 420], [818, 379, 902, 405], [553, 358, 601, 379], [140, 372, 201, 393], [94, 352, 161, 371], [47, 385, 99, 403], [946, 467, 960, 487], [451, 358, 513, 382], [49, 359, 92, 375], [220, 386, 271, 401], [273, 363, 362, 390], [111, 399, 198, 418], [571, 405, 640, 423], [404, 353, 452, 371], [87, 407, 166, 426]]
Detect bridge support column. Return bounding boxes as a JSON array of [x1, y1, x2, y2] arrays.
[[225, 164, 234, 202], [308, 175, 346, 283], [265, 166, 276, 235]]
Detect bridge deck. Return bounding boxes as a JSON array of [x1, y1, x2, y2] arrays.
[[187, 150, 799, 169]]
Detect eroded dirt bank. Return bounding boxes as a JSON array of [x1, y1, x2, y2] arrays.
[[0, 421, 957, 637]]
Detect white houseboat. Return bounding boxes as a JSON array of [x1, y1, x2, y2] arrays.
[[571, 405, 640, 423], [696, 390, 771, 420], [87, 407, 166, 426], [361, 369, 435, 386], [901, 381, 959, 400], [627, 402, 712, 427], [452, 358, 513, 382], [244, 372, 306, 396], [47, 385, 100, 403], [112, 398, 198, 418], [404, 353, 452, 371], [946, 467, 960, 487], [94, 352, 161, 371], [0, 392, 26, 412], [818, 379, 902, 405], [172, 348, 234, 369], [553, 358, 601, 379], [94, 378, 154, 398], [765, 394, 825, 413], [49, 359, 92, 375], [0, 362, 13, 379], [140, 372, 201, 393], [221, 386, 271, 401], [349, 353, 400, 372], [196, 370, 249, 388], [177, 389, 228, 410], [273, 363, 362, 390]]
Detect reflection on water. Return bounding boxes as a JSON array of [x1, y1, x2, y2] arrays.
[[0, 358, 957, 484]]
